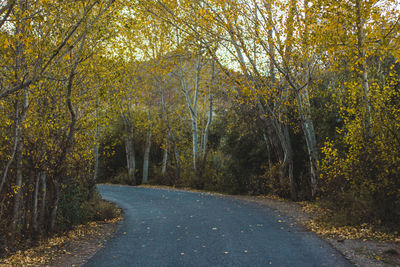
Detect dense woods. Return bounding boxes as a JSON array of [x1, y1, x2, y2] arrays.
[[1, 0, 399, 253]]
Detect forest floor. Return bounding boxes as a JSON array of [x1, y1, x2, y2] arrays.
[[1, 185, 398, 266], [0, 203, 121, 267]]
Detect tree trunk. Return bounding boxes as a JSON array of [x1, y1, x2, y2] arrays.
[[89, 124, 100, 200], [10, 2, 28, 243], [142, 124, 152, 184], [159, 86, 169, 177], [10, 137, 24, 240], [49, 179, 59, 233], [201, 61, 215, 169], [39, 172, 46, 231], [296, 86, 319, 198], [161, 135, 169, 176], [122, 117, 136, 185], [10, 96, 29, 242], [0, 103, 20, 195], [258, 100, 296, 200], [355, 0, 372, 134], [230, 21, 297, 199], [32, 173, 40, 234], [170, 132, 181, 181], [262, 133, 272, 170], [191, 115, 199, 173], [201, 92, 212, 167], [180, 51, 202, 175], [124, 132, 136, 185], [283, 123, 296, 201]]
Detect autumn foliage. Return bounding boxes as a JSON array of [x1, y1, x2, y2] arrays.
[[1, 0, 399, 253]]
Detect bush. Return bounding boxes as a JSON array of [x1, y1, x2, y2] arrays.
[[57, 182, 85, 231], [110, 171, 135, 185], [320, 113, 400, 229], [57, 183, 120, 232], [80, 192, 121, 223], [246, 164, 281, 196]]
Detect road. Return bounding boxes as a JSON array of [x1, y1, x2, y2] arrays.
[[84, 184, 352, 267]]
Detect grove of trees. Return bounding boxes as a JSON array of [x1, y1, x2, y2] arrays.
[[1, 0, 399, 252]]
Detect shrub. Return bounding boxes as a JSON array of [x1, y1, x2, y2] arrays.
[[80, 192, 121, 223], [110, 171, 135, 185]]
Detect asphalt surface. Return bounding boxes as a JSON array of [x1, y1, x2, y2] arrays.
[[84, 185, 352, 267]]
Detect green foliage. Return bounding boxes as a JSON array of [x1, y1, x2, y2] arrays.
[[98, 131, 127, 184], [202, 150, 244, 195], [320, 60, 400, 229], [249, 164, 282, 196], [80, 192, 121, 223], [57, 182, 85, 231], [57, 182, 120, 232], [109, 171, 135, 185], [2, 1, 398, 247]]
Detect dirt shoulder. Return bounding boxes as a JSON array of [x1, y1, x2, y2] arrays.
[[0, 211, 121, 267], [48, 219, 120, 267], [0, 219, 120, 267]]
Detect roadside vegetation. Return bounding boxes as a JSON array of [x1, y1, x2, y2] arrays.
[[0, 0, 399, 258]]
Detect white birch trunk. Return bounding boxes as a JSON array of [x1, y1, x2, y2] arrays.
[[124, 131, 136, 185], [230, 22, 297, 199], [201, 61, 215, 167], [180, 52, 202, 174], [142, 124, 152, 184], [296, 87, 319, 198], [159, 86, 169, 177], [161, 136, 168, 176], [90, 123, 100, 199]]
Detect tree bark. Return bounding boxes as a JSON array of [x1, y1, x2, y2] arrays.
[[124, 125, 136, 185], [355, 0, 372, 134], [180, 51, 202, 174], [39, 172, 46, 231], [170, 132, 181, 181], [142, 123, 152, 184], [0, 103, 20, 195], [201, 60, 215, 169], [296, 87, 319, 198], [161, 135, 169, 176], [10, 136, 24, 239], [49, 179, 59, 232], [10, 3, 29, 243], [32, 173, 40, 234], [90, 123, 100, 199]]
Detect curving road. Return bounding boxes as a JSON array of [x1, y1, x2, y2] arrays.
[[84, 185, 352, 267]]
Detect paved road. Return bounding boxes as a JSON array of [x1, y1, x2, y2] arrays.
[[85, 185, 352, 267]]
